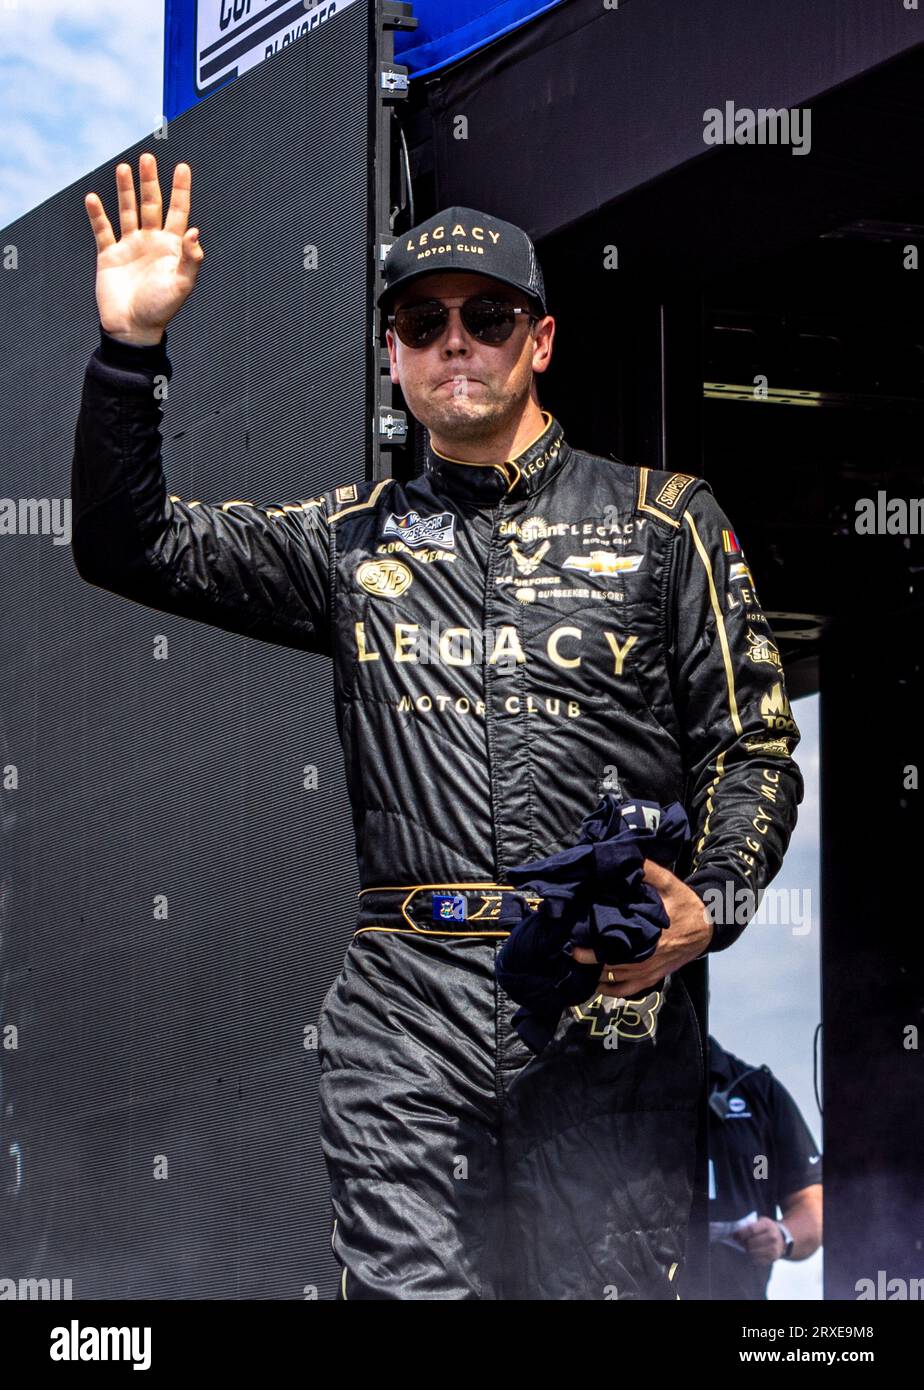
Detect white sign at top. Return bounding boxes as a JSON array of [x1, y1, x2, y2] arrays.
[[196, 0, 359, 96]]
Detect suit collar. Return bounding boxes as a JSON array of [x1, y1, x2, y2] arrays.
[[427, 411, 570, 502]]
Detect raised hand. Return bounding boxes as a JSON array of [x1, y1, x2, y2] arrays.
[[84, 152, 205, 345]]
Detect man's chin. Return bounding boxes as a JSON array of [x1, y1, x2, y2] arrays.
[[421, 396, 501, 439]]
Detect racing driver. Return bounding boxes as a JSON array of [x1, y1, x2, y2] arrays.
[[71, 154, 804, 1300]]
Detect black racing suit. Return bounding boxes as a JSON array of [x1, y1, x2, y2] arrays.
[[71, 323, 804, 1300]]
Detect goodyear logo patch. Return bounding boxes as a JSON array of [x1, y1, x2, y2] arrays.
[[356, 559, 412, 598], [655, 473, 697, 510]]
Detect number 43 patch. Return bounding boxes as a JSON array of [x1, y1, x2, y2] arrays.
[[569, 983, 666, 1041]]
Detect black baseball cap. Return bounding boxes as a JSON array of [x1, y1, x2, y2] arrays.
[[378, 206, 547, 317]]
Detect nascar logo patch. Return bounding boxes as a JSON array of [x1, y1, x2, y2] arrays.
[[383, 509, 456, 550]]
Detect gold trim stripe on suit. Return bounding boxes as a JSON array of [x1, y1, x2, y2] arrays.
[[328, 477, 396, 523], [682, 511, 743, 735]]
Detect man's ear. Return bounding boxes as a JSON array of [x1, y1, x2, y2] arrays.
[[385, 327, 399, 384]]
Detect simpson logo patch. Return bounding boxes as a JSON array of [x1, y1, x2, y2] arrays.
[[335, 484, 358, 504], [383, 509, 456, 550], [745, 629, 782, 669], [654, 473, 697, 510]]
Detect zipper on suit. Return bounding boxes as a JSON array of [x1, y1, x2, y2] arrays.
[[482, 499, 507, 881]]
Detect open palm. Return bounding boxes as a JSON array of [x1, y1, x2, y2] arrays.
[[85, 152, 204, 345]]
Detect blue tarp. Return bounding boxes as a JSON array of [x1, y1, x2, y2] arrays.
[[395, 0, 565, 77], [164, 0, 566, 121]]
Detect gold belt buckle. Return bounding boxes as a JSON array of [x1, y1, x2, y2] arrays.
[[402, 884, 544, 934]]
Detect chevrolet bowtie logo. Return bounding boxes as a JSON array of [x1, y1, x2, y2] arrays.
[[562, 551, 644, 575]]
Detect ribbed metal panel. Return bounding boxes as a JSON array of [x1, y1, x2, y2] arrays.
[[0, 1, 375, 1299]]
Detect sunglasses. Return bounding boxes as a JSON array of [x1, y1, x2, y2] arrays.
[[388, 295, 539, 349]]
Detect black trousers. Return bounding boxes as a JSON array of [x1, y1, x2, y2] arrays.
[[318, 929, 702, 1300]]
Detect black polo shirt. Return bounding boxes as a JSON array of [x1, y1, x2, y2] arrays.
[[707, 1034, 822, 1299]]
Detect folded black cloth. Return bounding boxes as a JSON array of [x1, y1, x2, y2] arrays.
[[496, 792, 691, 1052]]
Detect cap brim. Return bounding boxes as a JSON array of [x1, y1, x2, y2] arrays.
[[377, 266, 536, 314]]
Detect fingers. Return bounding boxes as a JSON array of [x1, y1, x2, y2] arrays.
[[138, 151, 163, 230], [91, 155, 194, 249], [598, 978, 660, 997], [115, 161, 138, 237], [84, 191, 116, 254], [744, 1245, 775, 1262], [571, 943, 658, 992], [164, 161, 192, 239], [597, 962, 666, 994]]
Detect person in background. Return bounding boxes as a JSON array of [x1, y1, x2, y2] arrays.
[[703, 1033, 823, 1299]]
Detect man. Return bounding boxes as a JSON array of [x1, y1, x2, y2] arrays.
[[71, 154, 804, 1299], [704, 1035, 823, 1299]]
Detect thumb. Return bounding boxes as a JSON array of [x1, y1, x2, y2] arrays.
[[179, 226, 204, 272]]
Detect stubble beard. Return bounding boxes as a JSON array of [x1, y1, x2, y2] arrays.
[[419, 378, 525, 446]]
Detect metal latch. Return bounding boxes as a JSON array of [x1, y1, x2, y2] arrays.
[[381, 66, 409, 97], [378, 407, 408, 444]]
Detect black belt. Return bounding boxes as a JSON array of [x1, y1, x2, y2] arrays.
[[354, 883, 544, 938]]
